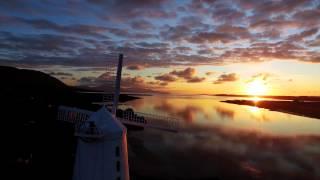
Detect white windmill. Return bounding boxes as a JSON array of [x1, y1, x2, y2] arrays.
[[56, 54, 179, 180], [73, 106, 129, 180], [57, 54, 128, 180], [73, 54, 129, 180]]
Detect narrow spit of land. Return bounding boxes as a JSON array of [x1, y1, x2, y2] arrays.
[[215, 94, 320, 101], [222, 99, 320, 120]]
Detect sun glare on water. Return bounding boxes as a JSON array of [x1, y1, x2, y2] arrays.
[[246, 79, 268, 96], [252, 96, 262, 103]]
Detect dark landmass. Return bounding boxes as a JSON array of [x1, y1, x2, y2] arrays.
[[123, 93, 153, 97], [223, 99, 320, 119], [74, 91, 140, 103], [0, 66, 138, 180], [215, 94, 320, 101]]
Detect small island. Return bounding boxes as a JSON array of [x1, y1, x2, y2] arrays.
[[222, 99, 320, 120]]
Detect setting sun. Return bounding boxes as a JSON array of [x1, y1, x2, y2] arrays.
[[246, 79, 267, 96]]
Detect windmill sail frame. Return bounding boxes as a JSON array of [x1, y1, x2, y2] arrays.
[[56, 54, 179, 132]]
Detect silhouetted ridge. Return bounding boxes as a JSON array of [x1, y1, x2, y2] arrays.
[[0, 65, 67, 89], [1, 66, 139, 180]]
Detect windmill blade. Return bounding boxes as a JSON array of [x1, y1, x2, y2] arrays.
[[57, 106, 179, 133], [56, 54, 179, 132]]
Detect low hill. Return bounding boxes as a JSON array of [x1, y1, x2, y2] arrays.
[[0, 66, 136, 180], [0, 66, 88, 180]]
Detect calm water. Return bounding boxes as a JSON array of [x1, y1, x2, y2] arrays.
[[124, 95, 320, 180]]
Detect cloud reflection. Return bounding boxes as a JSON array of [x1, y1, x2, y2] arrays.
[[128, 123, 320, 180], [126, 95, 320, 179], [215, 106, 235, 120], [154, 100, 203, 123]]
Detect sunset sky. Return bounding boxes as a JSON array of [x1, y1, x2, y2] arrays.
[[0, 0, 319, 95]]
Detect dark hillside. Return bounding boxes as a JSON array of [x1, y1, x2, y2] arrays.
[[0, 66, 88, 180], [1, 66, 140, 180], [0, 66, 121, 179]]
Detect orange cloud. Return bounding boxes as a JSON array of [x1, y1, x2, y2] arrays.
[[205, 71, 215, 76], [187, 76, 206, 83], [214, 73, 238, 84], [155, 73, 177, 82], [170, 67, 196, 79], [148, 81, 168, 86], [168, 67, 206, 83]]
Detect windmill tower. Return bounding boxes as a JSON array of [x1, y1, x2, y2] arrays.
[[56, 53, 179, 180], [72, 54, 129, 180], [73, 106, 129, 180]]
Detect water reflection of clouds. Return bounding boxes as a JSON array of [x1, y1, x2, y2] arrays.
[[189, 126, 320, 179], [124, 98, 145, 110], [127, 96, 320, 135], [215, 106, 235, 120], [176, 106, 202, 123], [129, 124, 320, 180], [126, 96, 320, 179], [154, 100, 203, 123]]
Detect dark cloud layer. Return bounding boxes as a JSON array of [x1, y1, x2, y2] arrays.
[[49, 72, 73, 76], [0, 0, 320, 88], [130, 19, 154, 30], [126, 65, 145, 70]]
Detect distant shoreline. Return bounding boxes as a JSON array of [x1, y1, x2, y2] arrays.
[[222, 99, 320, 120], [76, 91, 141, 104], [214, 94, 320, 102], [77, 91, 153, 96]]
